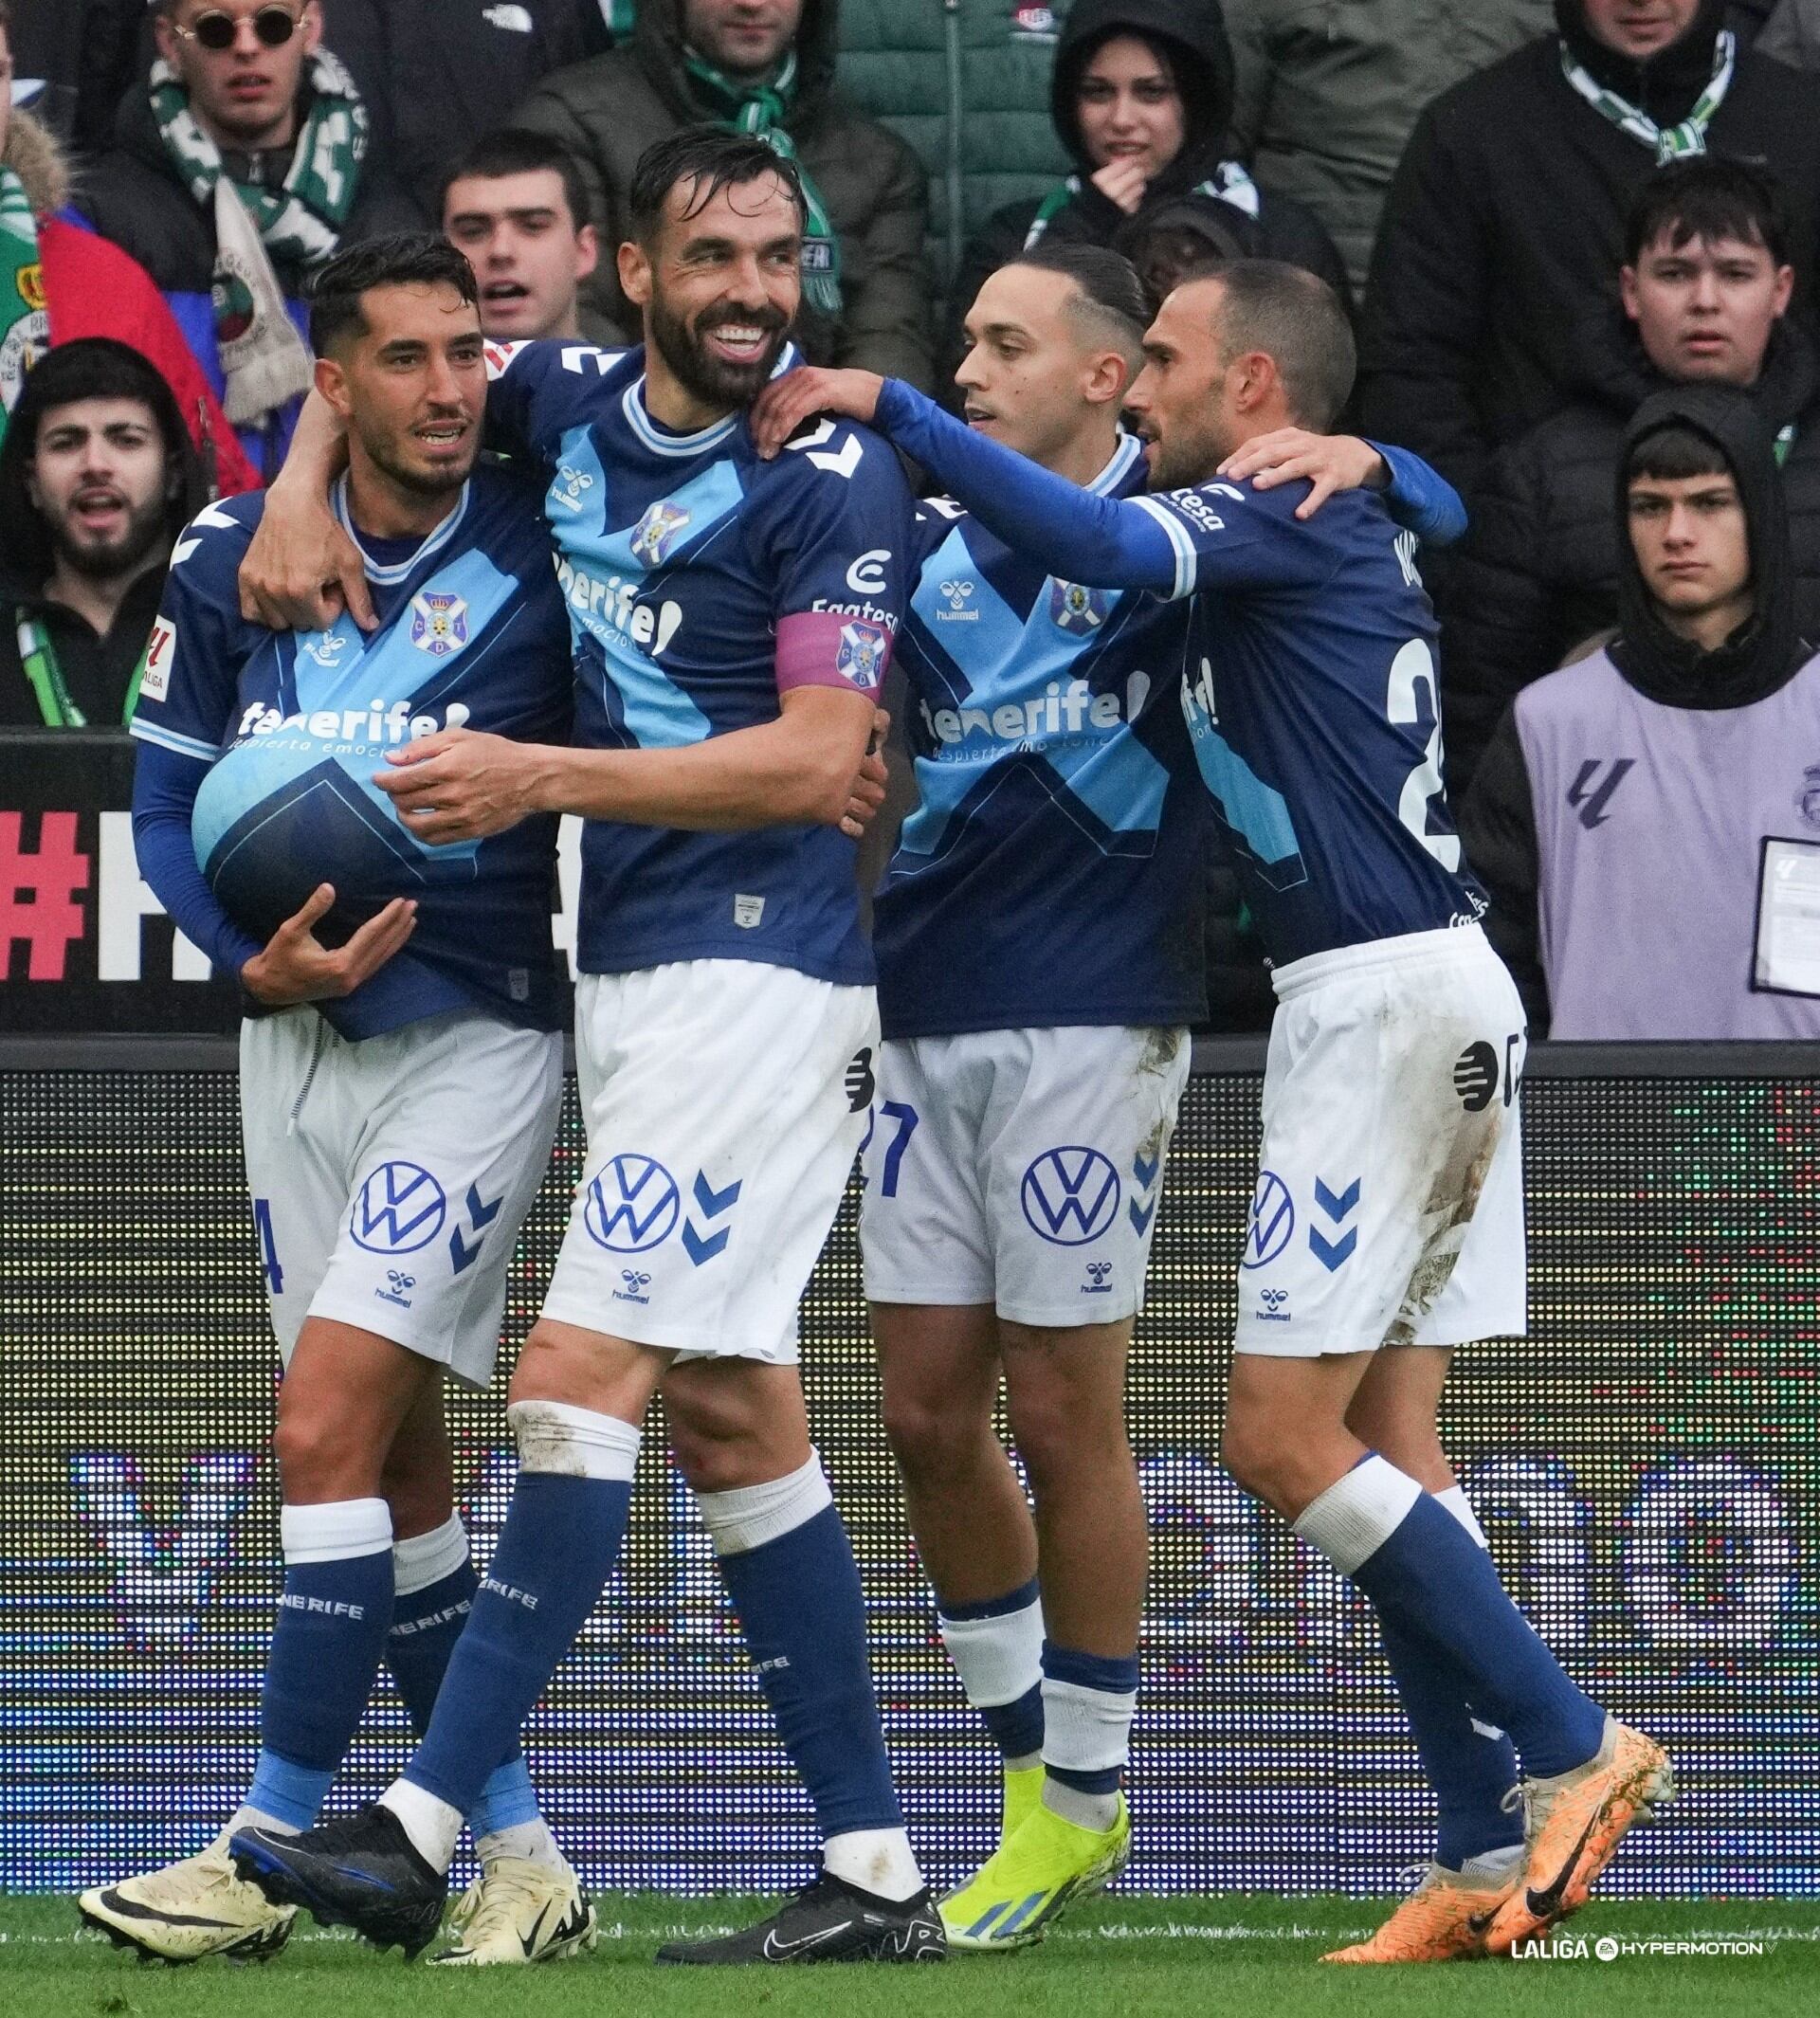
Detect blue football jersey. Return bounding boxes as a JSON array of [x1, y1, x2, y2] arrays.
[[482, 337, 919, 986], [875, 433, 1207, 1039], [1126, 479, 1486, 962], [129, 465, 573, 1039]]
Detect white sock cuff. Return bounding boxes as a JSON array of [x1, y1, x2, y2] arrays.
[[392, 1513, 469, 1596], [1293, 1456, 1422, 1576], [695, 1450, 831, 1556], [937, 1596, 1046, 1709], [1041, 1675, 1138, 1774], [281, 1497, 392, 1565], [1435, 1483, 1489, 1550], [507, 1399, 642, 1482]]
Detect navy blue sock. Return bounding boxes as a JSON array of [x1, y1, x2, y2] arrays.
[[1378, 1613, 1523, 1867], [1042, 1642, 1139, 1797], [716, 1503, 903, 1836], [388, 1556, 479, 1737], [1302, 1462, 1606, 1780], [248, 1498, 394, 1827], [937, 1578, 1046, 1761], [403, 1473, 632, 1818]]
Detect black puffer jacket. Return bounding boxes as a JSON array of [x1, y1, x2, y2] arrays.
[[955, 0, 1348, 341], [1359, 0, 1820, 502], [1440, 315, 1820, 795]]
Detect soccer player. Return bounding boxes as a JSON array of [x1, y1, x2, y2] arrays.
[[80, 234, 594, 1968], [864, 239, 1454, 1949], [753, 260, 1676, 1961], [225, 132, 945, 1967]]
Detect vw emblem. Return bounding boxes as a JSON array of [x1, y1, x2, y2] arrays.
[[584, 1153, 681, 1253], [350, 1161, 447, 1255], [1020, 1146, 1120, 1246], [1242, 1171, 1295, 1270]]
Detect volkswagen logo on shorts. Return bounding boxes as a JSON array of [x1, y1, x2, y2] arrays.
[[1021, 1146, 1120, 1246], [584, 1154, 681, 1253], [1242, 1171, 1295, 1270], [350, 1161, 447, 1254]]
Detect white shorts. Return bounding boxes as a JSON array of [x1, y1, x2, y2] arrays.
[[240, 1006, 563, 1387], [1233, 925, 1528, 1358], [541, 961, 879, 1363], [860, 1025, 1192, 1327]]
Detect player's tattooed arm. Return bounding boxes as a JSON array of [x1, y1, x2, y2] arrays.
[[374, 699, 890, 843], [238, 391, 375, 633]]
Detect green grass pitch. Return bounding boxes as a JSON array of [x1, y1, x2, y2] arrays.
[[3, 1894, 1815, 2018]]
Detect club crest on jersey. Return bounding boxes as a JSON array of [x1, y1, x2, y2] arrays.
[[409, 591, 468, 657], [837, 620, 888, 690], [631, 500, 691, 567], [1049, 578, 1109, 636]]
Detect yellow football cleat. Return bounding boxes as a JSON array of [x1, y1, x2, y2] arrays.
[[78, 1833, 297, 1963], [1483, 1720, 1675, 1954], [1321, 1863, 1517, 1963], [427, 1855, 597, 1966], [939, 1793, 1129, 1952], [1000, 1763, 1045, 1845]]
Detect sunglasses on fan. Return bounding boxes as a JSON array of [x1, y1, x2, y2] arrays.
[[173, 6, 304, 53]]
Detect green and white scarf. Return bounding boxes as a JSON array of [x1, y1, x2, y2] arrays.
[[15, 613, 144, 728], [151, 49, 368, 422], [1560, 28, 1736, 163], [0, 165, 50, 450], [684, 47, 842, 317], [1023, 158, 1262, 251]]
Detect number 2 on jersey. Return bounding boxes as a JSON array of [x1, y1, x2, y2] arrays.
[[1387, 638, 1461, 871]]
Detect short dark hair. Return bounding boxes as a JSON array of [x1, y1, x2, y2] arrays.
[[1001, 241, 1149, 352], [628, 127, 806, 248], [1625, 157, 1791, 268], [1625, 421, 1733, 487], [1193, 259, 1356, 430], [307, 232, 481, 355], [6, 337, 180, 464], [441, 129, 592, 234]]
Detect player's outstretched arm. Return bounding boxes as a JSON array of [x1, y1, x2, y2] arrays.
[[1219, 427, 1467, 543], [238, 391, 373, 632], [373, 698, 890, 842], [754, 370, 1180, 593]]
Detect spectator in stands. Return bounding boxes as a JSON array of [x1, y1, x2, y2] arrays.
[[1461, 389, 1820, 1038], [1758, 0, 1820, 61], [0, 338, 204, 728], [0, 5, 257, 494], [79, 1, 417, 482], [955, 0, 1346, 355], [512, 0, 935, 385], [1113, 189, 1258, 314], [1222, 2, 1553, 300], [1442, 158, 1819, 794], [1359, 1, 1820, 502], [442, 130, 599, 342]]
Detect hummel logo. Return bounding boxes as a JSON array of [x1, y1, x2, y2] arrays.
[[761, 1918, 852, 1958]]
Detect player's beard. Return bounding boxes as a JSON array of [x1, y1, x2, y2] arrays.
[[360, 418, 479, 502], [50, 488, 170, 584], [648, 295, 791, 413]]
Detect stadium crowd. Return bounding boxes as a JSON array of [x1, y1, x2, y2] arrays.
[[6, 0, 1820, 1040]]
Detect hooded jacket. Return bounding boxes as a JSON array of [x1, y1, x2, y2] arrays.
[[1441, 314, 1820, 794], [955, 0, 1346, 341], [74, 50, 421, 482], [511, 0, 935, 387], [3, 109, 257, 497], [0, 337, 209, 728], [1359, 0, 1820, 502], [1460, 388, 1819, 1033]]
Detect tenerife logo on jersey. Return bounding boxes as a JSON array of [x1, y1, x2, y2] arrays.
[[919, 671, 1150, 750], [556, 557, 686, 657], [936, 578, 977, 622], [1049, 579, 1109, 636], [837, 621, 888, 690], [409, 592, 469, 657], [234, 699, 472, 746], [631, 500, 691, 568], [350, 1162, 448, 1255], [583, 1154, 682, 1253], [1021, 1147, 1121, 1246]]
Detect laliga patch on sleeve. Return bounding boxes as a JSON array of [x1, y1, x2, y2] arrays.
[[138, 616, 177, 702], [483, 339, 530, 380]]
